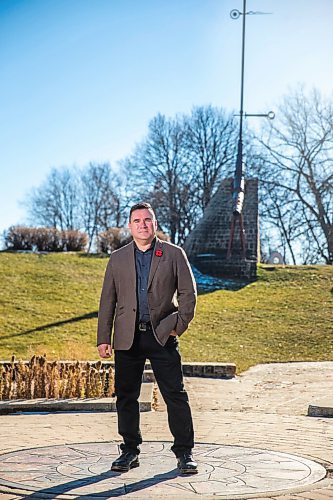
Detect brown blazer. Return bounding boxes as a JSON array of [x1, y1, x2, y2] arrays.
[[97, 238, 197, 350]]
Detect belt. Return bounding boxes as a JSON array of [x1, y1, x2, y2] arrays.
[[137, 321, 152, 332]]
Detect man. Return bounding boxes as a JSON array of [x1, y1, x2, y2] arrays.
[[97, 202, 198, 474]]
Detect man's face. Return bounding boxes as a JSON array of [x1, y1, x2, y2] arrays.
[[128, 208, 157, 243]]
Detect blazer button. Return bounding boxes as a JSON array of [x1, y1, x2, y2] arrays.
[[133, 308, 136, 312]]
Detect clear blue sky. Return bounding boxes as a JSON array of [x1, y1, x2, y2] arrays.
[[1, 0, 332, 237]]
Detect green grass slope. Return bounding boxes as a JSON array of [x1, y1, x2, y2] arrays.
[[0, 252, 332, 373]]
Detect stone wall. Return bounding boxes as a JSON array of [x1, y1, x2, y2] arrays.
[[183, 177, 259, 279]]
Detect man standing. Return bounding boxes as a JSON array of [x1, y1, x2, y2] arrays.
[[97, 202, 198, 474]]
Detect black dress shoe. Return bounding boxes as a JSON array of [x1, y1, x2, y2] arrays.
[[111, 451, 140, 472], [177, 452, 198, 474]]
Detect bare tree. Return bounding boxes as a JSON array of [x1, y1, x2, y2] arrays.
[[123, 106, 240, 244], [24, 163, 127, 252], [25, 167, 80, 231], [258, 178, 303, 264], [256, 87, 333, 264], [184, 105, 238, 210], [81, 162, 125, 251], [123, 113, 197, 244]]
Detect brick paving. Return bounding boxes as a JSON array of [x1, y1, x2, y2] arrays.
[[0, 361, 332, 499]]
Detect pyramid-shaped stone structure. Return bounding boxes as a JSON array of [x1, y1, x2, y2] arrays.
[[183, 177, 259, 279]]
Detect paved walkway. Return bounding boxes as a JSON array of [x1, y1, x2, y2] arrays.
[[0, 361, 332, 499]]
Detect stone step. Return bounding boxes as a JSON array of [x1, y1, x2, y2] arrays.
[[144, 362, 236, 379], [183, 362, 236, 378], [308, 397, 333, 417], [0, 383, 154, 414]]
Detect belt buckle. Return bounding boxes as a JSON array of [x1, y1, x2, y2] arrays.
[[138, 322, 147, 332]]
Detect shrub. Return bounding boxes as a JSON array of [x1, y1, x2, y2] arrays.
[[4, 226, 34, 250], [156, 230, 171, 242], [61, 230, 88, 251], [97, 227, 132, 254], [4, 226, 88, 252], [34, 227, 61, 251], [97, 228, 170, 254]]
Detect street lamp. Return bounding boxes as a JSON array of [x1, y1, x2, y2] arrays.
[[227, 0, 273, 259]]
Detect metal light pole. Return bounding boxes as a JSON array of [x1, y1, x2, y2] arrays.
[[227, 1, 273, 259], [227, 0, 247, 260]]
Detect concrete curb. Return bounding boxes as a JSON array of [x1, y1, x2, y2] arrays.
[[0, 383, 153, 414], [143, 362, 236, 379], [1, 360, 237, 378], [308, 402, 333, 417], [0, 363, 236, 414], [182, 362, 236, 378]]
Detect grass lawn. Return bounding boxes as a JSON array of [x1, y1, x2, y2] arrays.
[[0, 252, 332, 373]]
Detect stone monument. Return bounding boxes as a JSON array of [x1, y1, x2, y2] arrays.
[[183, 177, 259, 280]]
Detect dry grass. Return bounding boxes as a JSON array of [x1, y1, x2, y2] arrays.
[[0, 354, 114, 401]]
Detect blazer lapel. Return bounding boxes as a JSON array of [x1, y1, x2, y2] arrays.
[[124, 241, 136, 289], [147, 239, 163, 289]]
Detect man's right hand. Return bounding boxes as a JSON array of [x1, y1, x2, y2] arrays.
[[97, 344, 113, 358]]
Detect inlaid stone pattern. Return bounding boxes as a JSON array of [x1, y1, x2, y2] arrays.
[[0, 441, 326, 498]]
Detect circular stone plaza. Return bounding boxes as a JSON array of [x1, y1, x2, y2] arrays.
[[0, 362, 332, 499]]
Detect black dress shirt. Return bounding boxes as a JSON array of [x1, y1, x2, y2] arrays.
[[134, 238, 155, 322]]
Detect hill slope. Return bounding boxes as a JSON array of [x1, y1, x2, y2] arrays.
[[0, 252, 332, 372]]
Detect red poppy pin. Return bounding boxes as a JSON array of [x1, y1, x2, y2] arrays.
[[155, 249, 163, 257]]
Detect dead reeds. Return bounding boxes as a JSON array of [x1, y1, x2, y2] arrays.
[[0, 355, 115, 401]]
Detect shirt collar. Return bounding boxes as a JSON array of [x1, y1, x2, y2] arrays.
[[134, 237, 156, 253]]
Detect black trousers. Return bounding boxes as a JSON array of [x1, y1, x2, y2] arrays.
[[114, 329, 194, 457]]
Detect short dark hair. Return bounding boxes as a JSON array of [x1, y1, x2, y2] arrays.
[[129, 202, 155, 221]]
